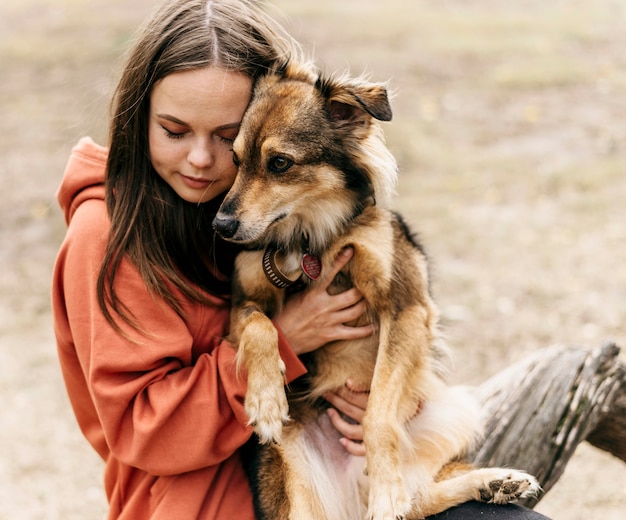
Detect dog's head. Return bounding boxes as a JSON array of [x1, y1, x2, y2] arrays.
[[213, 62, 398, 253]]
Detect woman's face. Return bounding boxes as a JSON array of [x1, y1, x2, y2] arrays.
[[148, 67, 252, 204]]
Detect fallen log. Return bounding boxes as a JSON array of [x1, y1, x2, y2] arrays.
[[469, 341, 625, 506]]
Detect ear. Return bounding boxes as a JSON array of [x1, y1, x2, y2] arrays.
[[326, 81, 393, 133], [349, 84, 393, 122]]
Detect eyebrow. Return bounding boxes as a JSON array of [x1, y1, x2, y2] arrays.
[[155, 113, 241, 131]]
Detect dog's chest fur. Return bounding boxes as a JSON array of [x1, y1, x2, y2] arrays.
[[236, 205, 426, 400]]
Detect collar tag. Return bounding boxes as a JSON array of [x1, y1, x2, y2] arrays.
[[301, 253, 322, 280]]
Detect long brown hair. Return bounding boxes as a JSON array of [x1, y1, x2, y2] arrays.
[[98, 0, 303, 331]]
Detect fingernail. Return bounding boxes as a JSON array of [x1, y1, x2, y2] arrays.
[[342, 246, 353, 257]]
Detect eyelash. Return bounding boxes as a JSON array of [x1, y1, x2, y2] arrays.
[[162, 127, 235, 145], [162, 127, 185, 140]]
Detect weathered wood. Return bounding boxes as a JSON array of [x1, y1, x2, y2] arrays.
[[468, 342, 625, 506], [586, 363, 626, 462]]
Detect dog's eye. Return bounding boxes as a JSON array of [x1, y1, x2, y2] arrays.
[[232, 152, 240, 167], [268, 156, 293, 174]]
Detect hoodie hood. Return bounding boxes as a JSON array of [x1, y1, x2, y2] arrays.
[[57, 137, 108, 225]]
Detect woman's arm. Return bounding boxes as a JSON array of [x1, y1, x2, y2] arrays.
[[54, 200, 305, 476]]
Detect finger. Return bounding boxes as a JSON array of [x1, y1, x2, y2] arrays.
[[332, 297, 369, 324], [322, 247, 353, 288], [321, 288, 365, 317], [336, 385, 369, 411], [338, 287, 364, 307], [332, 323, 377, 342], [339, 437, 366, 457], [327, 408, 363, 441], [325, 392, 366, 424], [345, 379, 371, 394]]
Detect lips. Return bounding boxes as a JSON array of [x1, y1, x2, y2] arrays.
[[180, 174, 213, 190]]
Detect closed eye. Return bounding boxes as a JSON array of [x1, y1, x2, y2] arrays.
[[162, 126, 186, 140]]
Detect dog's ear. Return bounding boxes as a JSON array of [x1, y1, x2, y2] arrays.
[[346, 84, 392, 122], [322, 79, 393, 134]]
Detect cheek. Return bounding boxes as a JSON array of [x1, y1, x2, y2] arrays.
[[225, 163, 238, 185], [148, 127, 167, 170], [148, 127, 182, 172], [218, 152, 238, 185]]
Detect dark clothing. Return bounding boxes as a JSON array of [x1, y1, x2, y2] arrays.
[[429, 502, 550, 519]]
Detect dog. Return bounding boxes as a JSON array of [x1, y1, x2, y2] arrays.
[[212, 62, 539, 520]]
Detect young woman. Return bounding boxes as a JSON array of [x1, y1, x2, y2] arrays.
[[52, 0, 549, 518]]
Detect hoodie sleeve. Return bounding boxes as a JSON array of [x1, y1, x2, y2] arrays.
[[56, 136, 109, 224], [52, 139, 307, 476]]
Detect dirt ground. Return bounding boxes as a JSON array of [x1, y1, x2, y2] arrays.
[[1, 0, 625, 518]]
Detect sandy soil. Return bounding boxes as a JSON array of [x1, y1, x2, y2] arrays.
[[1, 0, 624, 518]]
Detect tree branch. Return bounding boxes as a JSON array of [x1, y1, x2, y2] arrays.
[[468, 342, 624, 506]]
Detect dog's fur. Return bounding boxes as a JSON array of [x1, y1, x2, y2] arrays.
[[213, 63, 539, 520]]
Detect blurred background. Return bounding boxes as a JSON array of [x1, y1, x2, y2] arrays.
[[1, 0, 625, 518]]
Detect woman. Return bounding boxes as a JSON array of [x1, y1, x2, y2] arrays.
[[53, 1, 372, 518], [52, 0, 549, 518]]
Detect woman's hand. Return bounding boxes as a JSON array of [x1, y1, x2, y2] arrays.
[[274, 249, 374, 456], [325, 381, 423, 457], [274, 247, 375, 356], [324, 379, 369, 457]]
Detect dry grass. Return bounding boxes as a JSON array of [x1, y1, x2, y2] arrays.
[[1, 0, 624, 518]]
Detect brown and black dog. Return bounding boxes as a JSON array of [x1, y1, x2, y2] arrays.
[[213, 62, 539, 520]]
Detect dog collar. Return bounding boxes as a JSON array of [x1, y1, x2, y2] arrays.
[[262, 247, 322, 289]]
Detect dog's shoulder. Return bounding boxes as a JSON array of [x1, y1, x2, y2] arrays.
[[353, 206, 427, 256], [389, 210, 428, 257]]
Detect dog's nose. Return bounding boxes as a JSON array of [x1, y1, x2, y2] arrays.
[[212, 214, 240, 239]]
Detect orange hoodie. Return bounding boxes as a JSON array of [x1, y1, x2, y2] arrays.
[[52, 137, 307, 519]]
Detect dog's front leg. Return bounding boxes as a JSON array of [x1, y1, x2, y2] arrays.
[[363, 314, 419, 520], [233, 304, 289, 445]]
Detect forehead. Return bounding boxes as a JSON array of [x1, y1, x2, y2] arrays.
[[150, 67, 252, 124]]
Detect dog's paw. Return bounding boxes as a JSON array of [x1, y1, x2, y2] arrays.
[[245, 359, 289, 444], [366, 479, 411, 520], [476, 469, 541, 504]]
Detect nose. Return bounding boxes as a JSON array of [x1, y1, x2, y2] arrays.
[[212, 213, 240, 239], [188, 139, 214, 169]]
